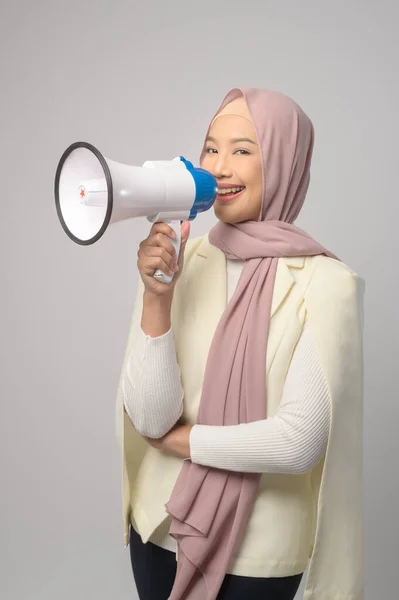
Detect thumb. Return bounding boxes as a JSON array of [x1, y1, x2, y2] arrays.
[[180, 220, 191, 246], [176, 221, 190, 269]]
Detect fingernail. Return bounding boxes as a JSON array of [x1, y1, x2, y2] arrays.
[[171, 231, 177, 239]]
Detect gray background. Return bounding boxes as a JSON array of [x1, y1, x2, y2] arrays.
[[1, 1, 397, 598]]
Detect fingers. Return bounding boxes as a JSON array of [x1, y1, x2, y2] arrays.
[[139, 244, 179, 277], [138, 223, 179, 275], [136, 221, 190, 292], [149, 222, 178, 242], [143, 231, 177, 260]]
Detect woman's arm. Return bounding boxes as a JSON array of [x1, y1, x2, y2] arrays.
[[122, 293, 184, 438], [140, 289, 174, 337], [188, 320, 331, 474]]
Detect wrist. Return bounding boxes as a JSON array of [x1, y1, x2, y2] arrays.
[[143, 287, 173, 300], [141, 290, 173, 336], [143, 290, 173, 307], [165, 425, 193, 460]]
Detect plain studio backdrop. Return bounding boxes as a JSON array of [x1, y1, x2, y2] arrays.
[[1, 1, 397, 598]]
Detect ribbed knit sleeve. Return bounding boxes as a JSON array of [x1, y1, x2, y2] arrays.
[[189, 320, 331, 474], [122, 258, 331, 473], [122, 325, 184, 438]]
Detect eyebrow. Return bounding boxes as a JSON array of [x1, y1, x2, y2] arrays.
[[205, 135, 257, 145]]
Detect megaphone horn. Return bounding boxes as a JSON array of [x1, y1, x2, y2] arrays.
[[54, 141, 217, 283]]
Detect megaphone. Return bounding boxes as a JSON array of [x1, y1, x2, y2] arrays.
[[54, 141, 217, 283]]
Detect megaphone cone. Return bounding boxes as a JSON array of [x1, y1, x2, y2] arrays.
[[54, 141, 217, 283]]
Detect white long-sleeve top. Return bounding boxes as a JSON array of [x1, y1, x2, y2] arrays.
[[123, 258, 331, 476]]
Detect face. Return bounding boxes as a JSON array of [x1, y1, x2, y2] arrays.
[[201, 114, 263, 223]]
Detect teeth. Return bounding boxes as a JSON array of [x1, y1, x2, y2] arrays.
[[218, 186, 245, 195]]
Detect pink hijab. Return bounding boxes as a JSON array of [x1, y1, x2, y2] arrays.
[[164, 88, 339, 599]]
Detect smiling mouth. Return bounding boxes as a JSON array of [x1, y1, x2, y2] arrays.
[[216, 186, 246, 202]]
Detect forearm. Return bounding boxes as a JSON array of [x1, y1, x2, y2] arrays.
[[189, 321, 331, 474], [189, 410, 329, 474], [123, 292, 184, 438], [141, 290, 174, 337]]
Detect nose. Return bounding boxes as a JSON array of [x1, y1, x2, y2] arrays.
[[211, 153, 233, 179]]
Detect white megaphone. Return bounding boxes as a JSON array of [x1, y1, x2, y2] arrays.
[[54, 141, 218, 283]]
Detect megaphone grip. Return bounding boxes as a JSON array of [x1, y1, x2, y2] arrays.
[[153, 220, 182, 284]]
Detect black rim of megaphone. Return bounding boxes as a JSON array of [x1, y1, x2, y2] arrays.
[[54, 141, 113, 246]]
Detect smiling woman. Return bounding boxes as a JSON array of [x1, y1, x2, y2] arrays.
[[118, 87, 365, 600], [201, 96, 263, 223]]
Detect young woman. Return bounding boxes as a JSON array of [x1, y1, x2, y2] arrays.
[[116, 88, 365, 600]]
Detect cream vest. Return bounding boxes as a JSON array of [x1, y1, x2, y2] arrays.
[[115, 233, 365, 599]]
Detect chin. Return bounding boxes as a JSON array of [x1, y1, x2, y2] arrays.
[[214, 211, 234, 224], [213, 207, 249, 225]]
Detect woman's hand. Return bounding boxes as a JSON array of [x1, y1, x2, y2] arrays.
[[142, 423, 193, 460], [137, 221, 191, 296], [123, 406, 192, 458]]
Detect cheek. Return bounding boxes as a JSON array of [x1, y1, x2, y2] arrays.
[[246, 162, 262, 191], [200, 154, 212, 172]]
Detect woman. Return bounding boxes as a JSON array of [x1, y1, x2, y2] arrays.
[[116, 88, 365, 600]]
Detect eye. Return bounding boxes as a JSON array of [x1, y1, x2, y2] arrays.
[[204, 147, 217, 154], [234, 149, 250, 155]]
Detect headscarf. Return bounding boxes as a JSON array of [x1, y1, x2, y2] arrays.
[[164, 87, 339, 600]]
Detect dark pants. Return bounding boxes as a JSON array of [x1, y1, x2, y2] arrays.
[[129, 525, 304, 600]]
